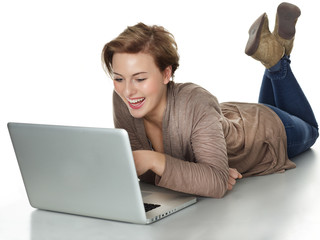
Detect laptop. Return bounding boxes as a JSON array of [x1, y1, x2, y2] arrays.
[[7, 122, 197, 224]]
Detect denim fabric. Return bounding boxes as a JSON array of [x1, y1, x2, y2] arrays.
[[258, 55, 319, 158]]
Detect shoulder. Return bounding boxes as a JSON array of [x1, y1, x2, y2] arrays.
[[168, 82, 221, 112], [169, 82, 212, 96]]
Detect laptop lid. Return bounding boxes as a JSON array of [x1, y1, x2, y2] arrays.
[[8, 122, 196, 224], [8, 122, 148, 224]]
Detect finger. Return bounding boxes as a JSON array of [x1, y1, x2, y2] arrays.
[[228, 177, 236, 186], [228, 183, 233, 191], [230, 168, 242, 179], [229, 168, 239, 179]]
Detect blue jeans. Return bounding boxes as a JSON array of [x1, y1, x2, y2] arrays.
[[259, 55, 319, 158]]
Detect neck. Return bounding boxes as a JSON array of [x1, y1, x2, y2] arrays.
[[144, 114, 163, 130], [143, 89, 167, 129], [143, 103, 165, 129]]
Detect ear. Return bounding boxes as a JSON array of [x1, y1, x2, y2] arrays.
[[163, 66, 172, 84]]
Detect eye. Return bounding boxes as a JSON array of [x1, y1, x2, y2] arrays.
[[114, 78, 123, 82], [136, 78, 147, 82]]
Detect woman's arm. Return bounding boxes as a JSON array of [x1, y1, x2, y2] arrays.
[[152, 86, 233, 198], [133, 149, 242, 191], [132, 150, 165, 176]]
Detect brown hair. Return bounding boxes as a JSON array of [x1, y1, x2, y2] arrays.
[[101, 22, 179, 79]]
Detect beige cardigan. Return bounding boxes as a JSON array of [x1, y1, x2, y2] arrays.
[[113, 82, 296, 198]]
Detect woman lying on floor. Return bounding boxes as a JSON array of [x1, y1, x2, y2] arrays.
[[101, 2, 318, 198]]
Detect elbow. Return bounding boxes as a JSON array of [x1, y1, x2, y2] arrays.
[[202, 187, 227, 199], [214, 187, 228, 199], [207, 183, 228, 199]]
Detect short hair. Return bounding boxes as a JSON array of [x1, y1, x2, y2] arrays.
[[101, 22, 179, 79]]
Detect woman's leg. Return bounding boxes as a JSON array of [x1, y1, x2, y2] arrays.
[[264, 104, 318, 158], [247, 3, 318, 158], [259, 55, 319, 157], [264, 55, 318, 128], [258, 73, 275, 106]]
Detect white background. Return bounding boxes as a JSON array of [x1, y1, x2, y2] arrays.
[[1, 0, 319, 213]]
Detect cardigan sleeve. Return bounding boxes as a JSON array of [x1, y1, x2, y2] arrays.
[[155, 85, 230, 198]]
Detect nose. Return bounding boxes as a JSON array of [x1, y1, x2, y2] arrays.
[[124, 79, 136, 97]]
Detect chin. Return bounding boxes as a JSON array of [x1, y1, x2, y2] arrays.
[[128, 108, 146, 119]]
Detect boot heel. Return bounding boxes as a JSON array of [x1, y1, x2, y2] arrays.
[[245, 12, 284, 69], [245, 13, 267, 56]]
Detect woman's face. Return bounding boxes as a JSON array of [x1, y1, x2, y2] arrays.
[[112, 52, 171, 120]]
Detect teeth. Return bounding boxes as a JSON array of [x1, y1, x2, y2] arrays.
[[128, 98, 145, 104]]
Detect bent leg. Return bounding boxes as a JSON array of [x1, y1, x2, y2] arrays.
[[258, 55, 318, 157], [258, 73, 275, 106], [260, 55, 318, 128]]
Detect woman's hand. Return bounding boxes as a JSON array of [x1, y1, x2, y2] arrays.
[[132, 150, 166, 176], [227, 168, 242, 191]]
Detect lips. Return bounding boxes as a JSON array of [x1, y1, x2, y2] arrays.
[[127, 97, 146, 110]]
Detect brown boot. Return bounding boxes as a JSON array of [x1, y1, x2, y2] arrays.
[[273, 2, 301, 56], [245, 13, 284, 69]]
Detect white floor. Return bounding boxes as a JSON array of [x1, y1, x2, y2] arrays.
[[1, 142, 319, 240]]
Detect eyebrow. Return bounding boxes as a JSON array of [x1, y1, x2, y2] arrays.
[[113, 72, 148, 77]]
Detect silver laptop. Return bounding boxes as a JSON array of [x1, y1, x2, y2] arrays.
[[7, 122, 197, 224]]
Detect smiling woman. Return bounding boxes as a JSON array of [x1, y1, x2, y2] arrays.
[[111, 52, 171, 121], [101, 3, 318, 198]]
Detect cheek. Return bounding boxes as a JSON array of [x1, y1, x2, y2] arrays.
[[140, 80, 162, 96], [113, 81, 123, 95]]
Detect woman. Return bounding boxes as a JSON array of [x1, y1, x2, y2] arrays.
[[101, 2, 318, 198]]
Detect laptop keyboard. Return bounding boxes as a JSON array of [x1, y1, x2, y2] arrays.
[[144, 203, 161, 212]]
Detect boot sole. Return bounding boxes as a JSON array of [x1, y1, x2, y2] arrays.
[[245, 13, 267, 56], [277, 2, 301, 39]]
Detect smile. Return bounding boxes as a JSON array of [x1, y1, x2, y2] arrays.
[[127, 97, 146, 109]]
